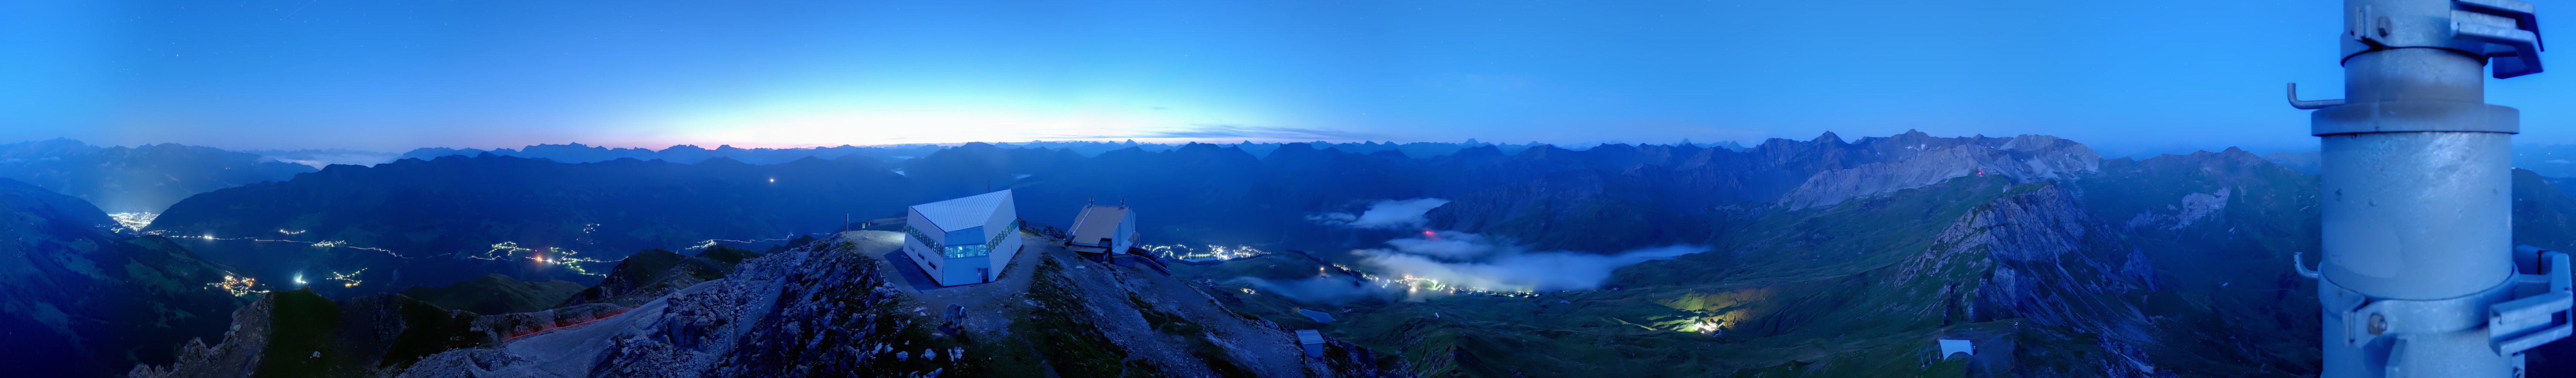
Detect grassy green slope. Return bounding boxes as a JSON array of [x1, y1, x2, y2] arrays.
[[2073, 150, 2321, 377], [554, 246, 748, 308], [396, 274, 585, 315], [252, 289, 487, 378], [1268, 176, 2143, 377]]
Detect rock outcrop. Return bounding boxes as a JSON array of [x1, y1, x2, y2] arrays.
[[390, 241, 903, 378], [1904, 183, 2162, 377], [1780, 134, 2100, 210], [126, 299, 274, 378]]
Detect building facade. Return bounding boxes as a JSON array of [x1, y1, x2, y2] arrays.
[[902, 189, 1023, 286], [1067, 204, 1138, 256]]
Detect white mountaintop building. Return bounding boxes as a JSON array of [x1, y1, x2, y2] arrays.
[[903, 189, 1024, 286]]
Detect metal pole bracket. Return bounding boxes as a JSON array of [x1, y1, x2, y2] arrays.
[[2452, 0, 2545, 78], [2490, 249, 2574, 355]]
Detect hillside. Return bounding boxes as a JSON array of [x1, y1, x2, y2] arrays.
[[1169, 145, 2310, 377], [0, 178, 250, 377], [1176, 176, 2165, 377], [145, 154, 913, 292], [554, 245, 758, 308], [396, 275, 585, 316], [135, 228, 1396, 377]]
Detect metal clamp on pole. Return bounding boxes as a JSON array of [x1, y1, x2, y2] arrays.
[[2491, 247, 2575, 355], [2452, 0, 2545, 78], [2337, 0, 2545, 79]]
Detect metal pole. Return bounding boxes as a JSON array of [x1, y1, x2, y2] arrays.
[[2290, 0, 2566, 376]]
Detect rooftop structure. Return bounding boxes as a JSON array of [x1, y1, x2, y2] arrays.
[[1937, 339, 1972, 360], [1296, 329, 1326, 358], [1067, 205, 1138, 258], [902, 189, 1024, 286]]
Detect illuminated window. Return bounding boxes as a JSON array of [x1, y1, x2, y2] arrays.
[[944, 244, 989, 258]]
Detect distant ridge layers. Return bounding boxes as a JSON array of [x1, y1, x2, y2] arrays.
[[0, 139, 314, 213], [134, 131, 2116, 300]]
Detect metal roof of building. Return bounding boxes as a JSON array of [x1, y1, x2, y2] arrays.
[[1938, 339, 1974, 359], [1070, 205, 1131, 244], [912, 189, 1013, 232], [1296, 329, 1325, 346]]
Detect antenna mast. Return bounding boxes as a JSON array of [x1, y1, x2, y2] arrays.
[[2291, 0, 2567, 375]]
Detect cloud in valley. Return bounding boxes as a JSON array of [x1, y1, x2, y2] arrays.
[[1354, 230, 1703, 292], [1234, 276, 1380, 306], [1308, 198, 1451, 230], [1238, 231, 1699, 305]]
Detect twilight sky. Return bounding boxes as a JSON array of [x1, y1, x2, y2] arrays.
[[1, 1, 2568, 154]]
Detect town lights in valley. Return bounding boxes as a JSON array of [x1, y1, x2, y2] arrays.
[[109, 212, 158, 231], [327, 269, 367, 288], [1143, 244, 1268, 262], [209, 274, 264, 296], [683, 234, 828, 251], [155, 229, 401, 257], [473, 242, 608, 276]]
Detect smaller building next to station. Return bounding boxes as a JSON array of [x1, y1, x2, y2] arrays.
[[1066, 204, 1139, 259]]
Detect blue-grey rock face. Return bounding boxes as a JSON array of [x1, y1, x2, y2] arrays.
[[1779, 134, 2101, 210], [1906, 183, 2160, 377]]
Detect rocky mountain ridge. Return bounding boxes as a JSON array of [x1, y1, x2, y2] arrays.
[[0, 139, 314, 214], [1779, 134, 2101, 209]]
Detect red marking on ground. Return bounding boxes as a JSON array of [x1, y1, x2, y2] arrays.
[[502, 310, 627, 342]]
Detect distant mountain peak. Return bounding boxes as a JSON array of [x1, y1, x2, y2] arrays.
[[1812, 131, 1844, 144]]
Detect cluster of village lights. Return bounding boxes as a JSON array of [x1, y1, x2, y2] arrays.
[[208, 274, 265, 296], [1338, 268, 1540, 297], [683, 233, 825, 251], [471, 241, 610, 276], [1690, 319, 1725, 335], [166, 218, 829, 296], [326, 268, 368, 288], [167, 231, 633, 295], [153, 229, 405, 258], [1142, 244, 1269, 262], [203, 268, 365, 295]]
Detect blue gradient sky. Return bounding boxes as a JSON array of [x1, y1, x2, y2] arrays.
[[2, 1, 2568, 154]]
